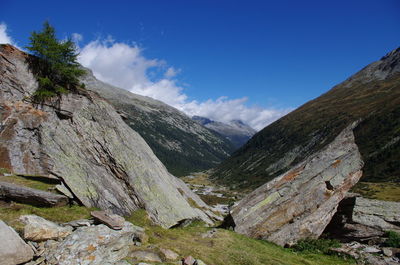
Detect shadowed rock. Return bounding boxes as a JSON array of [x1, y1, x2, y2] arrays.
[[0, 44, 213, 228], [229, 122, 364, 246], [0, 181, 68, 207]]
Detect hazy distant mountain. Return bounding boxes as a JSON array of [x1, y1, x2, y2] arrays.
[[212, 47, 400, 190], [192, 116, 256, 148], [82, 71, 236, 176]]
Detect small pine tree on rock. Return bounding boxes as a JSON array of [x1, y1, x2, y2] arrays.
[[26, 21, 85, 99]]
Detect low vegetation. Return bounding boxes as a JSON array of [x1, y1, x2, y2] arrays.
[[292, 238, 341, 255], [126, 210, 353, 265], [351, 182, 400, 202], [384, 231, 400, 248]]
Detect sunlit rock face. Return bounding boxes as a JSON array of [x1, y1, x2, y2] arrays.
[[230, 123, 364, 246], [0, 44, 214, 228]]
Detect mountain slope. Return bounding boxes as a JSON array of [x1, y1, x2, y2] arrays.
[[192, 116, 256, 148], [212, 47, 400, 190], [81, 71, 235, 176]]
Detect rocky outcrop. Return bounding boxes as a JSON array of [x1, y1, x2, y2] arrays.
[[0, 44, 213, 228], [45, 222, 143, 265], [0, 220, 34, 265], [81, 70, 235, 176], [229, 123, 364, 246], [325, 195, 400, 242]]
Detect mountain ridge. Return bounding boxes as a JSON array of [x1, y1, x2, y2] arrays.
[[81, 69, 236, 176], [212, 46, 400, 190]]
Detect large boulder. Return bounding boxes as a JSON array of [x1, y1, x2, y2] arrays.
[[0, 44, 213, 228], [229, 122, 364, 246], [45, 222, 143, 265], [0, 220, 34, 265]]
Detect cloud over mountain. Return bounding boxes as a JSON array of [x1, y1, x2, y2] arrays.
[[78, 37, 289, 130]]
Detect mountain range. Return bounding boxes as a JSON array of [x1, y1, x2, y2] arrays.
[[192, 116, 256, 148]]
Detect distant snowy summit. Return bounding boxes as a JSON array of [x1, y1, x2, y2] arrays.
[[192, 116, 256, 148]]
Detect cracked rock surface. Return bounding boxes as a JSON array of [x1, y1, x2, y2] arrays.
[[230, 122, 364, 246]]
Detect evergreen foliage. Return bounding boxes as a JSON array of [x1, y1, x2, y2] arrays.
[[26, 21, 85, 99]]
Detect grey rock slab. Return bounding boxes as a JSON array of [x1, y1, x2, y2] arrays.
[[230, 122, 364, 246], [352, 197, 400, 232], [19, 215, 73, 242], [45, 222, 142, 265], [0, 220, 34, 265], [0, 45, 214, 228]]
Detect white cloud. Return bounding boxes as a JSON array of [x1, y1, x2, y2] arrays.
[[72, 33, 83, 43], [0, 23, 15, 45], [78, 37, 289, 130]]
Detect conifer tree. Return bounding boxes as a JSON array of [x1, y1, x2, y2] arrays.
[[26, 21, 84, 98]]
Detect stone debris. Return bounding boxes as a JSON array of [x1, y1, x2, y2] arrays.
[[45, 221, 144, 265]]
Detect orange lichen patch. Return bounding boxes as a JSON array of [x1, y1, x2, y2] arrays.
[[331, 159, 341, 168], [275, 166, 304, 188], [97, 236, 105, 241], [85, 255, 96, 261], [86, 244, 97, 252]]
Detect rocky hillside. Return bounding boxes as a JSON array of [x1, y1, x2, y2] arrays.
[[0, 44, 216, 228], [212, 47, 400, 190], [81, 71, 235, 176], [192, 116, 256, 148]]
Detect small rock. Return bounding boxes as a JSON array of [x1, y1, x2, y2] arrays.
[[383, 248, 393, 257], [159, 248, 179, 260], [183, 255, 196, 265], [0, 220, 34, 265], [91, 210, 125, 230], [129, 250, 162, 262], [62, 218, 94, 228], [195, 259, 207, 265], [19, 215, 73, 241], [363, 246, 381, 253]]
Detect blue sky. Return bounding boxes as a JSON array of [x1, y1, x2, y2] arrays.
[[1, 0, 399, 129]]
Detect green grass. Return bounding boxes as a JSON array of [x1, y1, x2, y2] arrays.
[[126, 210, 354, 265], [0, 202, 95, 233], [0, 174, 58, 192], [351, 182, 400, 202]]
